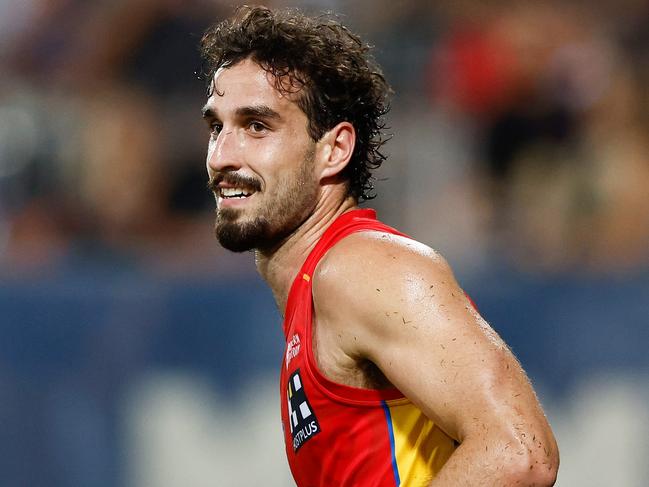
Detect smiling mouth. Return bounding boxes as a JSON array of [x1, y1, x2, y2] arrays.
[[218, 187, 256, 199]]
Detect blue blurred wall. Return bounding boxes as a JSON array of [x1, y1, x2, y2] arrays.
[[1, 264, 647, 486]]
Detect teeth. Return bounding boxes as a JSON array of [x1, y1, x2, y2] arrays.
[[220, 187, 253, 198]]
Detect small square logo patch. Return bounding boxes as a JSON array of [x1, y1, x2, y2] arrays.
[[286, 369, 320, 452]]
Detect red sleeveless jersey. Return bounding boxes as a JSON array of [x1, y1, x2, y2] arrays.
[[280, 209, 456, 487]]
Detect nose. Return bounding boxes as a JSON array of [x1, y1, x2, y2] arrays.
[[206, 128, 240, 174]]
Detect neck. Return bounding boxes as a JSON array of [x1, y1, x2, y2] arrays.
[[256, 194, 358, 315]]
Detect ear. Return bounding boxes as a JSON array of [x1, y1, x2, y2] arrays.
[[316, 121, 355, 180]]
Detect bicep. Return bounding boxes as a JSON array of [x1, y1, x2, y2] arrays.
[[354, 258, 547, 445]]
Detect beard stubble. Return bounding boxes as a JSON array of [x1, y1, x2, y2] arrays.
[[214, 147, 317, 253]]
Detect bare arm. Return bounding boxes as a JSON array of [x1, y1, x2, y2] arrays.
[[313, 232, 559, 486]]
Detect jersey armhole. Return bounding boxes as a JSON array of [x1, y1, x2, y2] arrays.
[[301, 226, 407, 407]]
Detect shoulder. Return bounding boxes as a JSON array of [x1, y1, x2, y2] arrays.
[[311, 230, 465, 347], [313, 229, 455, 301]]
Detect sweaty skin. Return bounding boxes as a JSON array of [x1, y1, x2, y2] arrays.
[[312, 232, 559, 486], [205, 58, 559, 486]]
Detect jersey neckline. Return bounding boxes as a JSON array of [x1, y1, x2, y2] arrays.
[[283, 208, 377, 327]]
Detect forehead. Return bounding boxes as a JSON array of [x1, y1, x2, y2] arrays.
[[206, 58, 304, 117]]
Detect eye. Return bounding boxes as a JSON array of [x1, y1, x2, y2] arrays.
[[248, 121, 267, 133], [210, 122, 223, 136]]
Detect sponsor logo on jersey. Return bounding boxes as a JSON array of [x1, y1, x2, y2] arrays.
[[285, 333, 301, 369], [286, 369, 320, 452]]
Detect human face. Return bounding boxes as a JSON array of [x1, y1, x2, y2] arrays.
[[202, 59, 319, 252]]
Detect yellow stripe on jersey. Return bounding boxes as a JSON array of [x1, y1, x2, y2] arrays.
[[385, 399, 456, 486]]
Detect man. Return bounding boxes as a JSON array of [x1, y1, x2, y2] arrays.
[[200, 6, 559, 486]]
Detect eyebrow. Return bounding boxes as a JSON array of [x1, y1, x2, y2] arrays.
[[201, 104, 281, 121], [235, 105, 281, 120]]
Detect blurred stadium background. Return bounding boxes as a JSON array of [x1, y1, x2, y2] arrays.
[[1, 0, 648, 485]]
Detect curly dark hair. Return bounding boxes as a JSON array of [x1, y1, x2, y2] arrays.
[[200, 5, 392, 201]]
